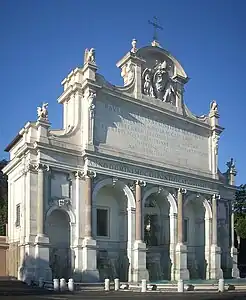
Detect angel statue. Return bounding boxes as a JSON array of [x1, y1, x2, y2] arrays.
[[210, 100, 218, 114], [37, 103, 48, 120], [84, 48, 96, 64]]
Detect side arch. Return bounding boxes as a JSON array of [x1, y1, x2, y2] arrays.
[[184, 194, 212, 219], [45, 205, 76, 224]]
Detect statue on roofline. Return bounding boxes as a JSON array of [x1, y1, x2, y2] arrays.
[[210, 100, 218, 114], [37, 103, 48, 120], [84, 48, 96, 65]]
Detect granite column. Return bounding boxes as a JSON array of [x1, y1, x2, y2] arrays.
[[133, 180, 149, 282], [210, 194, 223, 279], [175, 188, 189, 280]]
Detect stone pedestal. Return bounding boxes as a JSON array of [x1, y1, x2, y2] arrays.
[[210, 244, 223, 279], [34, 234, 52, 281], [82, 237, 99, 282], [175, 243, 189, 280], [132, 241, 149, 282], [231, 246, 240, 278]]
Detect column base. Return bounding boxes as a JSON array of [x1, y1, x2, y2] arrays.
[[175, 243, 189, 280], [231, 246, 240, 278], [34, 234, 52, 282], [82, 237, 99, 283], [132, 241, 149, 282], [210, 244, 223, 279]]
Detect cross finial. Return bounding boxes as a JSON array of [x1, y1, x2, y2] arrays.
[[148, 16, 163, 46]]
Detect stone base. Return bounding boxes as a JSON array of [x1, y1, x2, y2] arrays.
[[132, 241, 149, 282], [34, 234, 52, 281], [231, 246, 240, 278], [82, 237, 99, 282], [175, 243, 189, 280], [210, 244, 223, 279]]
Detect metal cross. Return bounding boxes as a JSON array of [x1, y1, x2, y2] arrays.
[[148, 16, 163, 42]]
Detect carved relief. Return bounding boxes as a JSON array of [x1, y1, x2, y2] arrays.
[[142, 60, 176, 105], [212, 133, 220, 155], [121, 62, 135, 85]]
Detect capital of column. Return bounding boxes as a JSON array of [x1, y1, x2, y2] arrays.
[[74, 170, 84, 179], [35, 163, 50, 172], [83, 170, 96, 179], [178, 187, 187, 195], [135, 180, 146, 187], [212, 193, 220, 201]]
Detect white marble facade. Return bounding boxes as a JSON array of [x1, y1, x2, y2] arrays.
[[3, 39, 239, 283]]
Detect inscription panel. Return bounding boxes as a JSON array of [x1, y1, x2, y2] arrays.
[[95, 100, 210, 173], [88, 157, 217, 191]]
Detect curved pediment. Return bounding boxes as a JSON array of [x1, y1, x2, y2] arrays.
[[136, 46, 188, 80]]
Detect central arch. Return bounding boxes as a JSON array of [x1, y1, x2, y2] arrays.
[[92, 178, 135, 282], [143, 187, 177, 281]]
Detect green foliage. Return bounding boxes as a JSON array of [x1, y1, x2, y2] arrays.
[[234, 184, 246, 238], [0, 160, 8, 236]]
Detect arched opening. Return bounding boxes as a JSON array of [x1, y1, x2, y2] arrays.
[[46, 209, 71, 279], [143, 189, 174, 281], [184, 196, 206, 279], [93, 180, 133, 282]]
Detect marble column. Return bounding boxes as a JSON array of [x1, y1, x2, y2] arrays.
[[133, 180, 149, 282], [231, 205, 240, 278], [175, 188, 189, 280], [82, 170, 99, 282], [210, 194, 223, 279], [34, 164, 52, 281]]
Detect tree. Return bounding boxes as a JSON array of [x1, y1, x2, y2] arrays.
[[0, 159, 8, 236], [234, 184, 246, 239]]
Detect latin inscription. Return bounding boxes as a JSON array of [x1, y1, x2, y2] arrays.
[[95, 102, 210, 172], [89, 158, 215, 190]]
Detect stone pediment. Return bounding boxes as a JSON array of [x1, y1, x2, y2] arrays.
[[136, 46, 187, 80], [136, 46, 188, 106]]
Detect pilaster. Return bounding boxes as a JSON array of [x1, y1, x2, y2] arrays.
[[34, 163, 52, 281], [81, 170, 99, 282], [73, 171, 84, 281]]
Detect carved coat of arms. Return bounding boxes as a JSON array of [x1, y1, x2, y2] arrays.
[[142, 60, 176, 105]]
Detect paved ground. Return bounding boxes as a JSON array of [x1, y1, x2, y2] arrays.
[[1, 291, 246, 300]]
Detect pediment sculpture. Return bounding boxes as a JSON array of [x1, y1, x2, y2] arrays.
[[142, 60, 176, 105]]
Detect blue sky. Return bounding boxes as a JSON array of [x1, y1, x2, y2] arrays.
[[0, 0, 245, 184]]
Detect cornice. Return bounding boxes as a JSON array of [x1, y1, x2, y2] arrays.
[[33, 141, 82, 157]]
